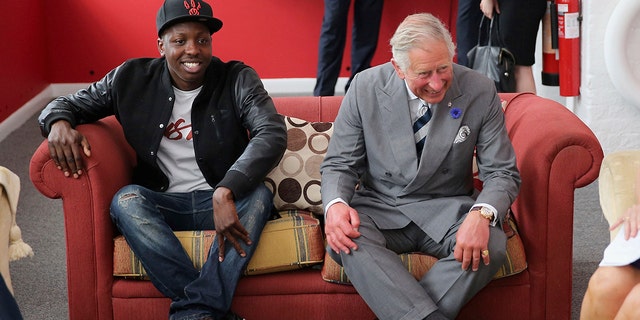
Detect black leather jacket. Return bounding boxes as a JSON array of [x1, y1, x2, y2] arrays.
[[38, 57, 287, 199]]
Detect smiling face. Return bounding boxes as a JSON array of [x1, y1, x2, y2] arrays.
[[158, 21, 212, 91], [391, 39, 453, 105]]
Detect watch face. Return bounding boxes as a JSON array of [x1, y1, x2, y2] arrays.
[[480, 207, 493, 220]]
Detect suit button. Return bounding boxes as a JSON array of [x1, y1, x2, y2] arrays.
[[441, 168, 449, 174], [384, 172, 392, 177]]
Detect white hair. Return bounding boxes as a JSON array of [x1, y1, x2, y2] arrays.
[[389, 13, 456, 71]]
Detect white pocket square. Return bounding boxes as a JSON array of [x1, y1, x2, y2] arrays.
[[454, 125, 471, 144]]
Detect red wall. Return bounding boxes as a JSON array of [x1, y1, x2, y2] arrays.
[[0, 0, 49, 123], [0, 0, 458, 123]]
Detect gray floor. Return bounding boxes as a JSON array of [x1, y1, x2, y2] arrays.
[[1, 113, 610, 320]]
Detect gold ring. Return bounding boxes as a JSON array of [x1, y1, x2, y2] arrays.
[[481, 249, 489, 257]]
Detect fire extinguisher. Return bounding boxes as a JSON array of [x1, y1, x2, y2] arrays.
[[556, 0, 581, 96], [541, 0, 559, 86]]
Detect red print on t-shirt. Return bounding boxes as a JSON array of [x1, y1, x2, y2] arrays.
[[165, 118, 193, 140]]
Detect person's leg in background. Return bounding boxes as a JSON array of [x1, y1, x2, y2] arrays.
[[346, 0, 384, 92], [0, 276, 23, 320], [455, 0, 482, 67], [498, 0, 546, 93], [514, 66, 537, 93], [314, 0, 351, 96]]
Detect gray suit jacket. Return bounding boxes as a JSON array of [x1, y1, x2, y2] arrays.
[[320, 62, 520, 242]]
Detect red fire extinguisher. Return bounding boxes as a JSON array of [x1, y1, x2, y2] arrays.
[[541, 0, 559, 86], [556, 0, 581, 96]]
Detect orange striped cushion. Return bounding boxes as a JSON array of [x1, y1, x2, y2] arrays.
[[321, 214, 527, 284], [113, 210, 325, 278]]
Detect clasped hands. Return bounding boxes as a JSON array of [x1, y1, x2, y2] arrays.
[[324, 202, 492, 271]]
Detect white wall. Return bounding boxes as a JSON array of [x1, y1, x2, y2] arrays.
[[571, 0, 640, 155]]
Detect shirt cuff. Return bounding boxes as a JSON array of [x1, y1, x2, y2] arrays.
[[324, 198, 347, 220]]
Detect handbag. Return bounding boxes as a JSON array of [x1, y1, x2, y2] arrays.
[[466, 15, 516, 93]]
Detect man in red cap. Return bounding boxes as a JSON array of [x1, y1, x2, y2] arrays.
[[38, 0, 287, 319]]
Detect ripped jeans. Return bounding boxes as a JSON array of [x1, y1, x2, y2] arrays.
[[110, 184, 273, 320]]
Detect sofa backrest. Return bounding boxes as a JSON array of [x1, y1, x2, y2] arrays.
[[272, 93, 526, 123], [273, 96, 342, 122]]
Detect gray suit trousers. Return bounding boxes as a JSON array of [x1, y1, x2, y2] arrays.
[[330, 213, 507, 320]]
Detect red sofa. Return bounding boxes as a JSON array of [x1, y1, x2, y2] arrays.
[[30, 93, 603, 320]]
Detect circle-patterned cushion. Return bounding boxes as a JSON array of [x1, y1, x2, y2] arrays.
[[264, 116, 333, 216]]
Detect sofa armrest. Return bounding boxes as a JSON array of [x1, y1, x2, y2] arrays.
[[29, 116, 135, 319], [500, 92, 603, 319]]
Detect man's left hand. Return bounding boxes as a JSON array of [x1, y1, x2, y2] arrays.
[[454, 211, 491, 271], [213, 187, 251, 262]]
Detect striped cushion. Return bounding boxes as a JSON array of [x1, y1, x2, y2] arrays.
[[320, 214, 527, 284], [113, 210, 325, 278]]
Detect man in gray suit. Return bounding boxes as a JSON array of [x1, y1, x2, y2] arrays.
[[320, 13, 521, 320]]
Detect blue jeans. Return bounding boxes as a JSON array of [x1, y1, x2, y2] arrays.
[[110, 184, 273, 320]]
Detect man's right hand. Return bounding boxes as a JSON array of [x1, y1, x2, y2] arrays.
[[47, 120, 91, 178], [324, 202, 361, 254]]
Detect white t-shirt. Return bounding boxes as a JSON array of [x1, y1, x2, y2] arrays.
[[157, 86, 211, 192]]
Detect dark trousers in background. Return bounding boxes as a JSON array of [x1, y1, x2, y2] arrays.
[[314, 0, 384, 96], [0, 276, 23, 320], [456, 0, 483, 67]]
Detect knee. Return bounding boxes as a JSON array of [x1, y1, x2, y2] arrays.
[[244, 184, 274, 214], [587, 267, 630, 299], [238, 185, 274, 226], [110, 185, 144, 220], [113, 184, 143, 201], [252, 184, 274, 205]]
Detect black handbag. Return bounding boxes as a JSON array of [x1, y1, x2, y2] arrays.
[[466, 15, 516, 93]]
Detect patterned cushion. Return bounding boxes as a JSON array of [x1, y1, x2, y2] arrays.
[[113, 210, 325, 278], [320, 214, 527, 284], [264, 116, 333, 216]]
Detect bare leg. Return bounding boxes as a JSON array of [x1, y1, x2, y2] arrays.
[[514, 65, 537, 94], [615, 283, 640, 320], [580, 266, 640, 319]]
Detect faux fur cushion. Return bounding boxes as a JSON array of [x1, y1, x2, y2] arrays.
[[321, 214, 527, 284], [264, 116, 333, 216], [113, 210, 325, 278]]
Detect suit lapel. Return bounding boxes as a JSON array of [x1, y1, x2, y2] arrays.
[[378, 77, 419, 179]]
